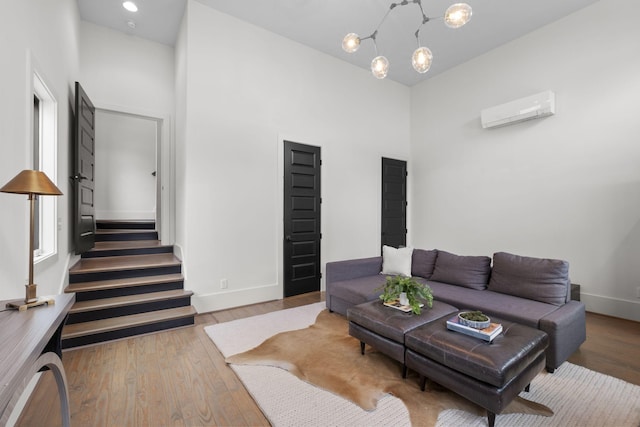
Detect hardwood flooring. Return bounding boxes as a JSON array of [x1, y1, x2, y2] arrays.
[[17, 292, 640, 426]]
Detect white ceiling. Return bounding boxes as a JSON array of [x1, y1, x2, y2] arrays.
[[78, 0, 600, 86]]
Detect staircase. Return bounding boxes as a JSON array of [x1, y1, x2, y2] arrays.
[[62, 220, 196, 349]]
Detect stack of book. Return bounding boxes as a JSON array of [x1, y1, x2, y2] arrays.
[[383, 300, 424, 313], [446, 315, 503, 342]]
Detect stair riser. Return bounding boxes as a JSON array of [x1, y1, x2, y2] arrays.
[[96, 231, 159, 242], [96, 221, 155, 230], [62, 316, 195, 349], [67, 297, 193, 324], [73, 280, 185, 301], [81, 246, 173, 259], [70, 265, 182, 284]]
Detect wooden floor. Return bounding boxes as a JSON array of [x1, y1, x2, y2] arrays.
[[17, 292, 640, 426]]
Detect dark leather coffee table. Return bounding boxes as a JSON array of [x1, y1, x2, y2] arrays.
[[347, 299, 458, 377], [405, 314, 549, 427]]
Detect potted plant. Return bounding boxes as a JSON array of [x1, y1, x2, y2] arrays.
[[377, 275, 433, 315]]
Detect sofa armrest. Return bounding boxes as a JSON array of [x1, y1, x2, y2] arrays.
[[326, 257, 382, 288], [539, 300, 586, 371]]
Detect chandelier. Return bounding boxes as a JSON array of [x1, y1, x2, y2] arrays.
[[342, 1, 473, 79]]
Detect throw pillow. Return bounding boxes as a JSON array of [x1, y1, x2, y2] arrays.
[[411, 249, 438, 279], [430, 250, 491, 290], [488, 252, 570, 306], [381, 245, 413, 277]]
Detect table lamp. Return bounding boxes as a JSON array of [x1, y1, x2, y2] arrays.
[[1, 170, 63, 310]]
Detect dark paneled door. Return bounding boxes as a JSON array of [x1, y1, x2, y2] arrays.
[[73, 82, 96, 254], [381, 157, 407, 249], [283, 141, 321, 297]]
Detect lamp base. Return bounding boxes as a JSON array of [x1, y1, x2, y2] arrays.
[[6, 296, 56, 311]]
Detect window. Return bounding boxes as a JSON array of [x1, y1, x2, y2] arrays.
[[32, 71, 58, 262]]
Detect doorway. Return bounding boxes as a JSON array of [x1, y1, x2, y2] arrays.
[[94, 110, 159, 223], [283, 141, 322, 297]]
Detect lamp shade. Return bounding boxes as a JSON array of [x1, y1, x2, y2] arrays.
[[1, 170, 63, 196], [371, 56, 389, 79], [444, 3, 473, 29]]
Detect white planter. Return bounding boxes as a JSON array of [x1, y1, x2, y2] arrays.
[[399, 292, 409, 306]]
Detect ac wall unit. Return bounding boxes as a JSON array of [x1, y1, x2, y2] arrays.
[[480, 90, 555, 129]]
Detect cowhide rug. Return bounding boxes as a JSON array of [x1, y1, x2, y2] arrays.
[[226, 309, 553, 426]]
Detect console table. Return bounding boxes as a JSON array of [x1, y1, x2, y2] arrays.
[[0, 293, 74, 426]]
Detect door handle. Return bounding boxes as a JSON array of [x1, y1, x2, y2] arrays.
[[71, 174, 87, 181], [285, 235, 292, 242]]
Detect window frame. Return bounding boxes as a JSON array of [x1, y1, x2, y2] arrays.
[[32, 70, 58, 264]]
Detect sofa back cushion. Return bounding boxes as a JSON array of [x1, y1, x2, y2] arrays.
[[411, 249, 438, 279], [381, 245, 413, 277], [488, 252, 569, 306], [430, 250, 491, 290]]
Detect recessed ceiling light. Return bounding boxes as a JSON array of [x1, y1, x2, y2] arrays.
[[122, 1, 138, 12], [127, 20, 137, 29]]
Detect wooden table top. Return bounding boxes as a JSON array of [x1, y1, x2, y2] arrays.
[[0, 293, 75, 414]]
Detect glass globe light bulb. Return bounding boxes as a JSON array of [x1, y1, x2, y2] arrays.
[[342, 33, 361, 53], [444, 3, 472, 29], [371, 56, 389, 79], [412, 47, 433, 73]]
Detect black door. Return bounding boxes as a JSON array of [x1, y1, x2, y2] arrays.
[[381, 157, 407, 249], [283, 141, 321, 297], [73, 82, 96, 254]]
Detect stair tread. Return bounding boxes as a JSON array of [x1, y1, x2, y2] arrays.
[[62, 306, 197, 340], [65, 273, 184, 293], [96, 229, 157, 234], [69, 290, 194, 313], [70, 253, 181, 274], [92, 240, 170, 251], [97, 220, 154, 224]]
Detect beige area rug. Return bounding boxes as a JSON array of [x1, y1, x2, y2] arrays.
[[205, 302, 640, 426]]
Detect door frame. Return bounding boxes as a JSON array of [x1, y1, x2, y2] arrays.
[[277, 133, 325, 294], [94, 103, 175, 244]]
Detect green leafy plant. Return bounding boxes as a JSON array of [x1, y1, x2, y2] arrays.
[[377, 275, 433, 315]]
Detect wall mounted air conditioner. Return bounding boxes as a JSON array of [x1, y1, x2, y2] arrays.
[[480, 90, 555, 129]]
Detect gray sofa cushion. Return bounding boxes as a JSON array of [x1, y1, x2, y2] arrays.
[[330, 275, 388, 306], [427, 281, 558, 328], [411, 249, 438, 279], [488, 252, 570, 306], [430, 250, 491, 290]]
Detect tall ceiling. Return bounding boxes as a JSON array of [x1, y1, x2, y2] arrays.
[[78, 0, 600, 86]]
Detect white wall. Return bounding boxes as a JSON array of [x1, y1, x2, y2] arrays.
[[94, 110, 157, 220], [0, 0, 80, 299], [174, 8, 188, 264], [179, 1, 410, 312], [79, 21, 175, 115], [410, 0, 640, 321]]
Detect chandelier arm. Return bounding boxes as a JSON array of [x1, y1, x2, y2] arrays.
[[371, 7, 393, 36]]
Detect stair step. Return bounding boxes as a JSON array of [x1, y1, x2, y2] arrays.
[[66, 273, 185, 301], [62, 306, 197, 349], [70, 253, 180, 273], [66, 290, 194, 324], [82, 240, 173, 258], [69, 253, 181, 283], [95, 229, 158, 242], [69, 289, 193, 314], [96, 220, 155, 230]]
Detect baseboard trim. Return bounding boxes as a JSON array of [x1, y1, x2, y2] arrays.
[[581, 292, 640, 322], [193, 284, 282, 314]]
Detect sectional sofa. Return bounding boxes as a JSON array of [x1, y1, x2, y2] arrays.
[[326, 248, 586, 372]]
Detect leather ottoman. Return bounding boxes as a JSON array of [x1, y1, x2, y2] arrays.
[[347, 300, 458, 377], [405, 314, 549, 427]]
